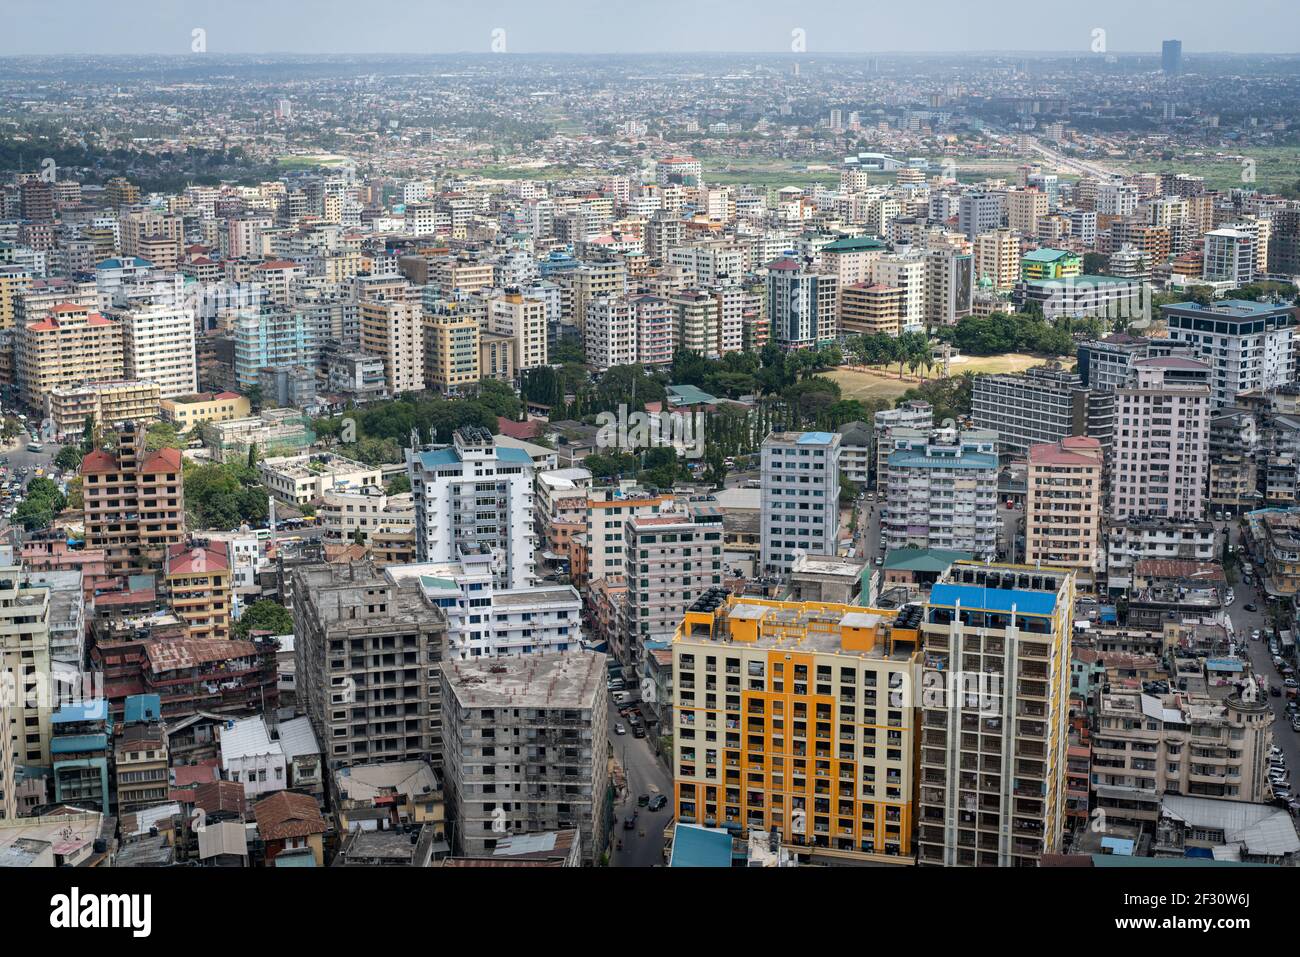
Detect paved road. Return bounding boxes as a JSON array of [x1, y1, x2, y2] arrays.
[[1222, 534, 1299, 797], [607, 698, 673, 867]]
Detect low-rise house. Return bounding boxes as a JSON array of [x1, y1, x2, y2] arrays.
[[252, 790, 327, 867]]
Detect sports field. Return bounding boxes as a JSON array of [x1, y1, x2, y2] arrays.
[[829, 353, 1073, 402]]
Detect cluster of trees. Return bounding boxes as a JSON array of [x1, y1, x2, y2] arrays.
[[183, 460, 269, 531], [896, 372, 977, 425], [846, 332, 936, 377], [14, 477, 66, 530], [233, 599, 294, 640], [933, 312, 1091, 357], [313, 380, 523, 462]]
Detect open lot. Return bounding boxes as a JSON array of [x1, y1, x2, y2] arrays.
[[829, 353, 1071, 402]]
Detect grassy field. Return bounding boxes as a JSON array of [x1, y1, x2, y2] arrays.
[[276, 154, 352, 169], [829, 353, 1072, 403], [1119, 147, 1300, 194]]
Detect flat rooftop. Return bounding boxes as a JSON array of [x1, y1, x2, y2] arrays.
[[442, 651, 604, 709]]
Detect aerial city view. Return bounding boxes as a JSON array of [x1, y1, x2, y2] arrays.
[[1, 0, 1298, 932]]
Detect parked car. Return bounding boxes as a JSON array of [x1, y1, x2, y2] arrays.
[[632, 725, 646, 738]]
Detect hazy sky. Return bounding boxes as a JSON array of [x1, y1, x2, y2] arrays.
[[5, 0, 1300, 56]]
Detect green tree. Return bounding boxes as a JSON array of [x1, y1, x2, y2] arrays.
[[232, 599, 294, 640], [54, 446, 83, 472]]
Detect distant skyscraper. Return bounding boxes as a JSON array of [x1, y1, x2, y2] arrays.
[[1162, 39, 1182, 75]]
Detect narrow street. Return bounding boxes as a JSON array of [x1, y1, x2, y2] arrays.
[[1222, 554, 1300, 791], [606, 698, 673, 867]]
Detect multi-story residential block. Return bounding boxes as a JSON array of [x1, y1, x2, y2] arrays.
[[1162, 300, 1296, 408], [119, 302, 198, 398], [0, 568, 53, 769], [872, 400, 933, 492], [585, 296, 637, 372], [868, 254, 926, 333], [114, 717, 169, 815], [164, 540, 232, 641], [923, 246, 974, 328], [441, 652, 608, 862], [765, 259, 837, 349], [629, 293, 674, 367], [972, 364, 1091, 458], [292, 561, 448, 771], [918, 562, 1076, 866], [839, 282, 903, 336], [974, 228, 1021, 293], [1102, 517, 1216, 593], [882, 428, 999, 557], [407, 426, 537, 589], [488, 289, 548, 371], [258, 451, 381, 507], [959, 191, 1002, 241], [15, 302, 125, 409], [159, 390, 250, 429], [81, 425, 185, 574], [579, 485, 674, 589], [422, 306, 480, 394], [1110, 356, 1211, 522], [819, 235, 887, 286], [624, 503, 725, 654], [360, 298, 425, 395], [669, 289, 720, 358], [390, 558, 581, 659], [1202, 227, 1256, 284], [46, 379, 160, 441], [673, 594, 925, 860], [1025, 437, 1103, 586], [1091, 689, 1272, 829], [51, 701, 112, 811], [760, 431, 842, 576]]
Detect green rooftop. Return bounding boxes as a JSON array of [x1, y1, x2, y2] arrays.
[[883, 548, 973, 573]]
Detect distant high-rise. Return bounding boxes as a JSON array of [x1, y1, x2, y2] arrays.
[[1162, 39, 1182, 75]]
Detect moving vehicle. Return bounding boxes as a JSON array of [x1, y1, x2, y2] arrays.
[[632, 725, 646, 738], [26, 442, 42, 453], [637, 794, 649, 807], [623, 815, 636, 830], [1244, 603, 1258, 613], [614, 723, 626, 736], [648, 794, 668, 812], [613, 691, 631, 705]]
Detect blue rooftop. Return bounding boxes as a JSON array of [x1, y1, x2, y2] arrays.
[[417, 448, 461, 469], [669, 824, 734, 868], [928, 583, 1058, 617], [888, 451, 997, 470], [796, 431, 835, 445], [497, 447, 533, 465], [52, 699, 109, 725], [124, 694, 162, 724], [51, 733, 109, 754]]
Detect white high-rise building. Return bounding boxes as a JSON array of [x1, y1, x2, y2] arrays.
[[406, 426, 537, 589], [387, 558, 581, 660], [1110, 356, 1211, 522], [1202, 228, 1256, 285], [119, 301, 198, 398], [585, 296, 637, 372], [760, 431, 842, 576]]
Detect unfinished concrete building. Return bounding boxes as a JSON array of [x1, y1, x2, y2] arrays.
[[292, 561, 448, 771], [440, 652, 608, 863]]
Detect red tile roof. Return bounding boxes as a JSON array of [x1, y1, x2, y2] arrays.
[[497, 416, 541, 440], [253, 791, 326, 841], [141, 447, 182, 473], [193, 780, 246, 816], [166, 540, 231, 575], [80, 449, 119, 474]]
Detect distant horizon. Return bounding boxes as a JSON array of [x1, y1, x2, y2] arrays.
[[4, 49, 1299, 59], [5, 0, 1299, 57]]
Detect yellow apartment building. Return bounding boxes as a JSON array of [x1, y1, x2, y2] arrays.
[[673, 595, 924, 862]]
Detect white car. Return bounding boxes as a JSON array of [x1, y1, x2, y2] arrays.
[[614, 723, 626, 736]]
